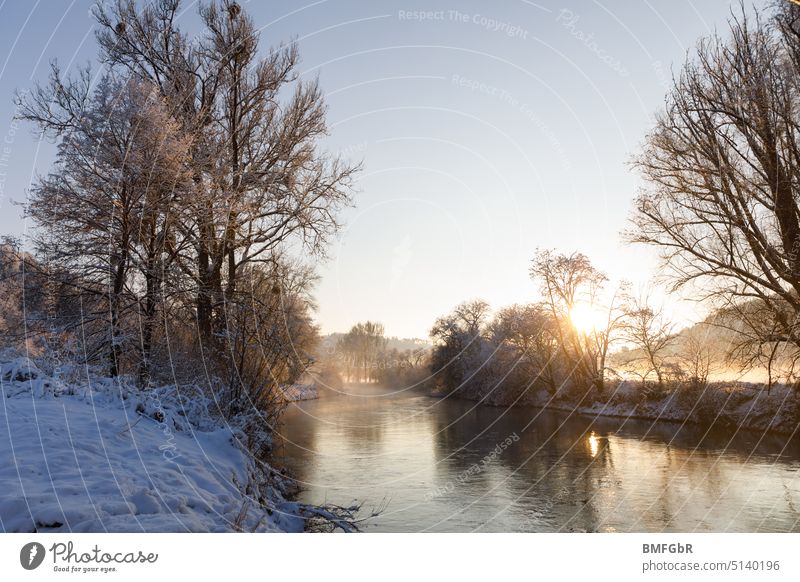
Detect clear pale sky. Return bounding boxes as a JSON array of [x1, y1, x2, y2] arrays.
[[0, 0, 754, 338]]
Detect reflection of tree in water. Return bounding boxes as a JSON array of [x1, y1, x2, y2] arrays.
[[577, 417, 800, 532], [426, 405, 609, 531], [283, 388, 389, 458], [428, 403, 800, 532], [278, 384, 800, 531]]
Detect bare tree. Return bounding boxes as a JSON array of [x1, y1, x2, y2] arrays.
[[530, 250, 625, 395], [0, 238, 43, 350], [223, 257, 320, 416], [488, 303, 561, 393], [336, 321, 387, 382], [622, 292, 675, 387], [679, 324, 718, 391], [721, 300, 800, 391], [429, 300, 491, 395], [92, 0, 357, 350], [628, 2, 800, 376], [20, 75, 190, 378], [20, 1, 356, 398]]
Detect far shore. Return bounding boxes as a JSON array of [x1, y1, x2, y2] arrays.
[[424, 381, 800, 437]]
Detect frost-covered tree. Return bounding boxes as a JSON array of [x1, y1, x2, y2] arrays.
[[429, 300, 491, 396], [488, 303, 561, 394], [20, 74, 190, 378], [93, 0, 357, 348], [336, 321, 387, 382], [17, 0, 355, 406], [223, 257, 320, 416]]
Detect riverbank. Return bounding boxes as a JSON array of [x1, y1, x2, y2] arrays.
[[468, 380, 800, 436], [0, 354, 350, 532], [281, 382, 319, 402]]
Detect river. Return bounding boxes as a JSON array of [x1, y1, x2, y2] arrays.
[[278, 383, 800, 532]]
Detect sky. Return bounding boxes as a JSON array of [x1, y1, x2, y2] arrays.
[[0, 0, 758, 339]]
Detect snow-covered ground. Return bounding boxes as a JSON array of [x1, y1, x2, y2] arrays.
[[0, 356, 308, 533], [526, 381, 800, 435], [280, 382, 319, 402]]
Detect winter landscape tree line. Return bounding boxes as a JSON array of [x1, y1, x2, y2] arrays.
[[322, 323, 427, 385], [2, 0, 356, 423], [412, 2, 800, 432], [0, 0, 800, 531], [5, 0, 800, 431], [3, 0, 800, 535]]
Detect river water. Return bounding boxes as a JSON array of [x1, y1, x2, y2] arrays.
[[278, 383, 800, 532]]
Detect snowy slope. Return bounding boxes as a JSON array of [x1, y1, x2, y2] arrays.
[[0, 357, 305, 533]]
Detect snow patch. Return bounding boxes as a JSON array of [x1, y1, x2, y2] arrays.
[[280, 382, 318, 402], [0, 358, 308, 532]]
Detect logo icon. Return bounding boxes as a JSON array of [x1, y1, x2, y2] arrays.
[[20, 542, 46, 570]]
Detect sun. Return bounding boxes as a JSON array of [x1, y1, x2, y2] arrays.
[[570, 302, 605, 334]]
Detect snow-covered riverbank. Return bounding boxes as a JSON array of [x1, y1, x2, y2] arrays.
[[0, 356, 321, 532], [484, 381, 800, 435], [280, 382, 319, 402]]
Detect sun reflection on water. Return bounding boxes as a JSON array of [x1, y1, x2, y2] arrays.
[[588, 431, 599, 457]]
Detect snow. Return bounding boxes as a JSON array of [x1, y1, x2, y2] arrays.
[[526, 380, 800, 435], [1, 357, 51, 398], [0, 356, 308, 533], [280, 382, 318, 402]]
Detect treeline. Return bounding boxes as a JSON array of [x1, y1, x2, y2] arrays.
[[2, 0, 356, 423], [428, 250, 798, 411], [432, 0, 800, 413], [430, 251, 613, 403], [322, 322, 429, 387]]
